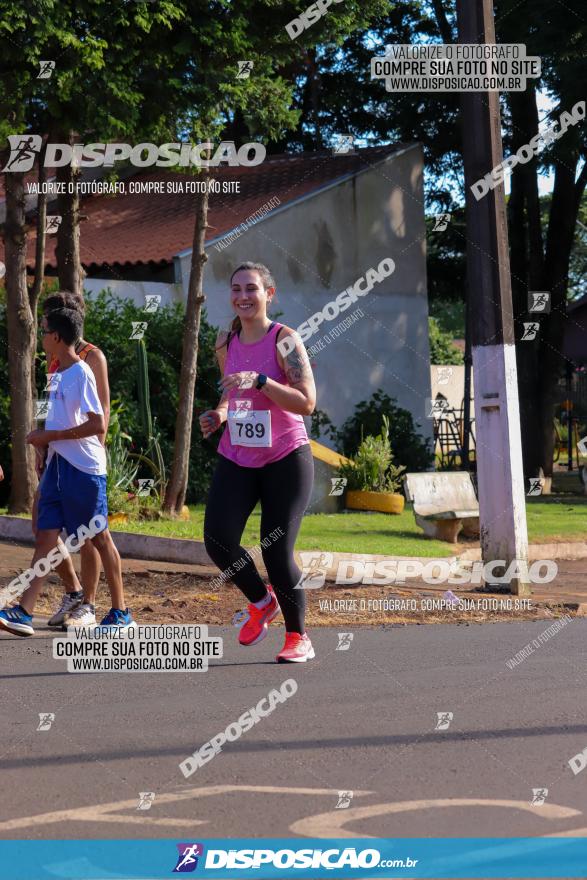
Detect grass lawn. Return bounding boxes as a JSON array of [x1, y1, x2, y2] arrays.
[[2, 497, 585, 557]]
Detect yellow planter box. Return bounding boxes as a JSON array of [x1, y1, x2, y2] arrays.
[[109, 512, 129, 525], [345, 489, 405, 515]]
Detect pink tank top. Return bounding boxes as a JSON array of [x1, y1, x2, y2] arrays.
[[217, 322, 309, 468]]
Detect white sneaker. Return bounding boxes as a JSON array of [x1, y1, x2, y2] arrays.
[[48, 592, 83, 627], [64, 603, 97, 629]]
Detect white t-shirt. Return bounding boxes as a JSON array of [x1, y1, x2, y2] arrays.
[[46, 361, 107, 475]]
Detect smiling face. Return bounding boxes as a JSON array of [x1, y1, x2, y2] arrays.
[[230, 269, 274, 321]]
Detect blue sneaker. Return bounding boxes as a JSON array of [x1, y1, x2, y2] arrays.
[[0, 605, 34, 637], [99, 607, 136, 632]]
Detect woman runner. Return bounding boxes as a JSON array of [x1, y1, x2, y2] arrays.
[[200, 262, 316, 662]]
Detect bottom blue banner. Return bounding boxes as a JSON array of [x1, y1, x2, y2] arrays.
[[3, 838, 587, 879]]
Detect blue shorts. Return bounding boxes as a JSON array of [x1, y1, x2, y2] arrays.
[[37, 453, 108, 537]]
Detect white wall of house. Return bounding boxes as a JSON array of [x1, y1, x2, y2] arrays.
[[177, 144, 433, 447], [83, 277, 182, 308]]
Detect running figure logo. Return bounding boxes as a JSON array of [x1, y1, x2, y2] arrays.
[[336, 791, 354, 809], [521, 322, 539, 341], [332, 134, 355, 155], [45, 216, 62, 234], [296, 552, 333, 589], [137, 479, 155, 497], [173, 843, 204, 872], [329, 477, 347, 496], [336, 632, 354, 651], [237, 61, 254, 79], [130, 322, 148, 340], [144, 294, 161, 313], [432, 213, 451, 232], [437, 366, 453, 386], [137, 791, 156, 811], [38, 60, 55, 79], [530, 788, 548, 806], [435, 712, 453, 731], [2, 134, 42, 172], [37, 713, 55, 731], [528, 291, 551, 313], [527, 478, 544, 497]]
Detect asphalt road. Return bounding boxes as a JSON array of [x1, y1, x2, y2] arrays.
[[1, 621, 587, 841]]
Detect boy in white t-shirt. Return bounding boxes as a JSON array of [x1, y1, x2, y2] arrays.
[[0, 307, 135, 636]]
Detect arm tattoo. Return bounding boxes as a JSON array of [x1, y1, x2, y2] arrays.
[[285, 342, 311, 385]]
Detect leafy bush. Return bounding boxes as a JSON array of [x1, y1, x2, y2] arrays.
[[428, 316, 464, 365], [0, 287, 222, 506], [337, 415, 405, 493], [336, 389, 433, 473]]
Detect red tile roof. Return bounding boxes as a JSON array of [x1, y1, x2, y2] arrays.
[[0, 146, 407, 272]]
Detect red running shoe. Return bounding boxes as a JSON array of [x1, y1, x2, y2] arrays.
[[235, 586, 280, 646], [276, 632, 315, 663]]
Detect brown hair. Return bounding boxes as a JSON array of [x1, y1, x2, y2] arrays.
[[218, 262, 276, 349], [43, 290, 86, 318]]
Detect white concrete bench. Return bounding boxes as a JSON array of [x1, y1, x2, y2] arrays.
[[403, 471, 480, 543]]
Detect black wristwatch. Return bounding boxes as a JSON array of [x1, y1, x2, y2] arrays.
[[256, 373, 268, 390]]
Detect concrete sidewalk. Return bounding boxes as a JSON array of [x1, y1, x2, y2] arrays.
[[1, 539, 586, 612]]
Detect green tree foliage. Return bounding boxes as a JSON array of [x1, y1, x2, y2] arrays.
[[428, 317, 463, 365], [336, 389, 433, 472]]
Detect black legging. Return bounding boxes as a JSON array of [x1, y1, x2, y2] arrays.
[[204, 444, 314, 634]]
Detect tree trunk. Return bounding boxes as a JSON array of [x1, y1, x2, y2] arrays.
[[4, 172, 36, 512], [508, 87, 542, 479], [30, 143, 48, 402], [163, 171, 210, 514], [55, 130, 83, 296], [537, 156, 584, 481]]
